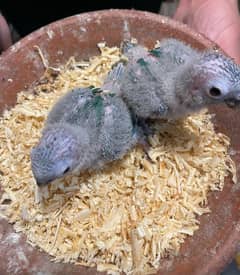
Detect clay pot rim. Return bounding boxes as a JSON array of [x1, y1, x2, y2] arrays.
[[0, 9, 215, 60]]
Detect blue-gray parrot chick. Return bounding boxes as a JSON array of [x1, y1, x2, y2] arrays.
[[103, 38, 240, 120], [31, 87, 139, 186]]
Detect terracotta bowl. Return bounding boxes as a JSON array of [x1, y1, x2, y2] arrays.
[[0, 9, 240, 275]]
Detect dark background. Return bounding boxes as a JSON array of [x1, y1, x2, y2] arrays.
[[0, 1, 161, 37]]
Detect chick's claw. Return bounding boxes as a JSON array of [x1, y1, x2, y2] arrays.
[[135, 124, 155, 164]]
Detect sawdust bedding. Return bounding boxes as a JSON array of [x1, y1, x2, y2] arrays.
[[0, 43, 237, 275]]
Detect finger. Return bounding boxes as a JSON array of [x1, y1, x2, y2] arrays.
[[0, 13, 12, 52], [215, 19, 240, 64], [173, 0, 191, 21]]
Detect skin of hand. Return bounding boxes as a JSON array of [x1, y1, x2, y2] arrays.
[[0, 13, 12, 52], [174, 0, 240, 63]]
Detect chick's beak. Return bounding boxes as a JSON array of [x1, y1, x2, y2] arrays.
[[225, 98, 240, 108], [35, 178, 52, 186], [36, 181, 43, 186], [225, 91, 240, 108]]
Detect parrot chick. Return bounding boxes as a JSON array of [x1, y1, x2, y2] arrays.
[[31, 87, 139, 186], [103, 38, 240, 120]]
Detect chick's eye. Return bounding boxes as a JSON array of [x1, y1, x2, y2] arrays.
[[209, 87, 222, 97], [63, 167, 70, 174]]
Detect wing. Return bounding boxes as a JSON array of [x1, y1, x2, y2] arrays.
[[46, 87, 94, 125], [121, 40, 137, 54], [102, 62, 125, 93], [99, 95, 137, 162]]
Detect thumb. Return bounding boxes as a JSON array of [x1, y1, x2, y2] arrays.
[[0, 13, 12, 52], [173, 0, 191, 22]]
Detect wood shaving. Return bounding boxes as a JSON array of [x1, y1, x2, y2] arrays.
[[0, 44, 237, 275]]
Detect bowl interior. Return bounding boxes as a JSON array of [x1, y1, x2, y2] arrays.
[[0, 9, 240, 275]]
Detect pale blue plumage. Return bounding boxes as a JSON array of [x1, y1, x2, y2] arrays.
[[31, 87, 139, 185], [103, 38, 240, 120]]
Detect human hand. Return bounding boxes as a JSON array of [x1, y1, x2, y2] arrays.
[[0, 13, 12, 53], [174, 0, 240, 63]]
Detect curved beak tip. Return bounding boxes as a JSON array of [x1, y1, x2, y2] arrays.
[[36, 180, 43, 186], [225, 99, 240, 108]]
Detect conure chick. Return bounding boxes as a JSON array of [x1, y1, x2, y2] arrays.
[[31, 87, 139, 186], [103, 38, 240, 120]]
